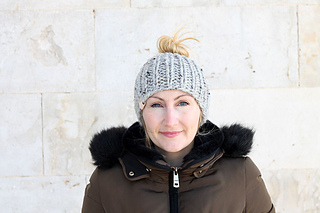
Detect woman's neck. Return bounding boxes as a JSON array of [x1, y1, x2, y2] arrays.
[[155, 141, 194, 167]]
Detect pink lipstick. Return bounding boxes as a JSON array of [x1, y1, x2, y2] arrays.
[[160, 131, 182, 138]]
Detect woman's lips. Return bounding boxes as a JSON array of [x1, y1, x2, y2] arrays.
[[160, 131, 182, 138]]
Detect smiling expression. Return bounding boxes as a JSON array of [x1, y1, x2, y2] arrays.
[[142, 90, 201, 153]]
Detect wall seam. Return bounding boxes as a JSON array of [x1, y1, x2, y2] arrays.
[[296, 5, 301, 87], [93, 9, 97, 92], [41, 93, 45, 175]]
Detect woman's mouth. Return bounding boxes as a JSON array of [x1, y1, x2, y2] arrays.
[[160, 131, 182, 138]]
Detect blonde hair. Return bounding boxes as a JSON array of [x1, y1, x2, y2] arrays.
[[142, 119, 152, 149], [156, 28, 199, 58]]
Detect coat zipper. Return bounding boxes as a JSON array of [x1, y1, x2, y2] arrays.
[[169, 167, 179, 213], [173, 167, 180, 188]]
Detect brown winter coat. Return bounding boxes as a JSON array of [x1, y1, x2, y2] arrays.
[[82, 121, 275, 213]]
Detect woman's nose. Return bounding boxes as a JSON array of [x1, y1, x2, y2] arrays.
[[163, 107, 178, 126]]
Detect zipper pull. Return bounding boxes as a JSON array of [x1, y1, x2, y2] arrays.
[[173, 167, 180, 188]]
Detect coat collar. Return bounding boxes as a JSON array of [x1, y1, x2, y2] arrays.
[[89, 120, 254, 170]]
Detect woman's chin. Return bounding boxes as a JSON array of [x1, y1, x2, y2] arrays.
[[163, 147, 184, 153]]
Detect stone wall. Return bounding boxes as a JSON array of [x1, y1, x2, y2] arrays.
[[1, 1, 319, 212]]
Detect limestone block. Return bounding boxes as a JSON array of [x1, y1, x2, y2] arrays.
[[0, 94, 42, 176], [299, 6, 320, 87], [0, 175, 86, 213], [43, 92, 136, 175], [0, 11, 95, 93], [209, 87, 320, 170], [0, 0, 17, 10], [263, 169, 320, 213], [198, 6, 299, 89], [95, 6, 298, 91], [19, 0, 130, 10]]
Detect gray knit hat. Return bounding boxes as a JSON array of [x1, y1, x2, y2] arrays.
[[134, 52, 210, 125]]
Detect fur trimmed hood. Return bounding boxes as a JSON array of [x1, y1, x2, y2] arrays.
[[89, 120, 254, 169]]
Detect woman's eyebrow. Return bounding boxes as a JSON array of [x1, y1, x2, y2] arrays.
[[149, 96, 164, 101], [174, 94, 191, 100]]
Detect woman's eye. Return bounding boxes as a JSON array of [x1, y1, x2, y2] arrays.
[[151, 103, 162, 108], [178, 101, 189, 106]]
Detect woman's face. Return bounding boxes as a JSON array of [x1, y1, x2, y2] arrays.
[[142, 90, 201, 153]]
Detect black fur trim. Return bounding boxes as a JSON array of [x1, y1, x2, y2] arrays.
[[184, 121, 224, 162], [221, 124, 254, 157], [88, 121, 254, 169], [122, 122, 164, 162], [89, 126, 127, 168]]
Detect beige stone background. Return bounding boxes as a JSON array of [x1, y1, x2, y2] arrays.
[[0, 0, 320, 212]]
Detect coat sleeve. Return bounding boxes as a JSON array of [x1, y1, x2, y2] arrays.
[[244, 157, 275, 213], [82, 168, 106, 213]]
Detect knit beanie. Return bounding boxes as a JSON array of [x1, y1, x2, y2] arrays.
[[134, 52, 210, 125]]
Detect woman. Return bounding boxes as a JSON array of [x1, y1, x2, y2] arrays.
[[82, 30, 275, 213]]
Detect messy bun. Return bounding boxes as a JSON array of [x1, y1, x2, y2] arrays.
[[157, 28, 199, 58]]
